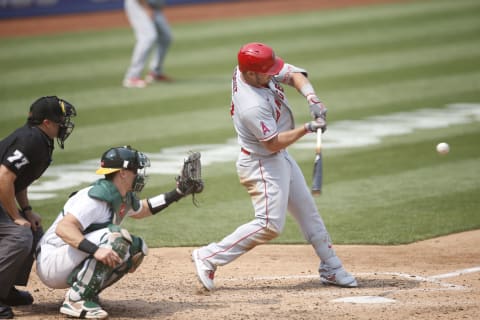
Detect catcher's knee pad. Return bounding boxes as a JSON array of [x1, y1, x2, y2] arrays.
[[104, 226, 147, 274], [127, 235, 148, 272], [97, 235, 148, 293], [105, 224, 134, 260]]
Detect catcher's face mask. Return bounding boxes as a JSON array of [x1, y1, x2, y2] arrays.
[[132, 151, 150, 193]]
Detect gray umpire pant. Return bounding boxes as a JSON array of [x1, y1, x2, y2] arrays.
[[0, 205, 43, 299]]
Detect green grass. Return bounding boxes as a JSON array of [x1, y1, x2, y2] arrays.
[[1, 0, 479, 247]]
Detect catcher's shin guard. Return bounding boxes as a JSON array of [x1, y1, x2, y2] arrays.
[[67, 225, 146, 299]]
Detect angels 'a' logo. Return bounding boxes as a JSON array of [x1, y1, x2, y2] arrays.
[[260, 121, 271, 135], [275, 110, 281, 122]]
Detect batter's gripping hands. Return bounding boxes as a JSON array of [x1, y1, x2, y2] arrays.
[[309, 102, 327, 120], [306, 94, 327, 119], [304, 119, 327, 133], [309, 103, 327, 133], [176, 151, 204, 198]]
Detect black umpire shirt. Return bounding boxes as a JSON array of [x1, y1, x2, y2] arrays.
[[0, 124, 54, 193]]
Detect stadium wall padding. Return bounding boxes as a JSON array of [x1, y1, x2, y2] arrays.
[[0, 0, 236, 19]]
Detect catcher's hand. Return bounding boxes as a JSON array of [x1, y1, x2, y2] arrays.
[[176, 151, 204, 202]]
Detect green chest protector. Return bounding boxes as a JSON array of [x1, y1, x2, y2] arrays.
[[83, 179, 140, 234]]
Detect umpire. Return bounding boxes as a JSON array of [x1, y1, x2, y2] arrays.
[[0, 96, 77, 319]]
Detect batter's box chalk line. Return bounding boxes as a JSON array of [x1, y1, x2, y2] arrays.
[[331, 296, 396, 304], [331, 267, 480, 304], [217, 266, 480, 304]]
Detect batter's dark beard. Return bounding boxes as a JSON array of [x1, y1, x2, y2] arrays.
[[254, 74, 270, 88]]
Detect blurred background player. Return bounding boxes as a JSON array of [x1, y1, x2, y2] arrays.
[[192, 42, 357, 291], [123, 0, 173, 88], [0, 96, 76, 319], [36, 146, 202, 319]]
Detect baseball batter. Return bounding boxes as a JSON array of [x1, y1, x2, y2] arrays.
[[123, 0, 173, 88], [36, 146, 203, 319], [192, 42, 357, 290]]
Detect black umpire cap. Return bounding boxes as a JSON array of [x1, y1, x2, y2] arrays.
[[27, 96, 74, 125]]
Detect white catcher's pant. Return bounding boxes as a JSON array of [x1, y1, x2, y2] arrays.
[[197, 150, 341, 269], [36, 228, 110, 289]]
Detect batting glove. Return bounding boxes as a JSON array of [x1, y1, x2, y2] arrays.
[[307, 94, 327, 118], [304, 119, 327, 133], [309, 102, 327, 120]]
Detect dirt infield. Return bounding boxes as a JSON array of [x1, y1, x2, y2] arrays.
[[14, 230, 480, 319]]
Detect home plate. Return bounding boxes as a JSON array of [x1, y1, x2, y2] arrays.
[[331, 296, 396, 304]]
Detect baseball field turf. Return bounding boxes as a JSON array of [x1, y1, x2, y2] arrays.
[[1, 0, 479, 247]]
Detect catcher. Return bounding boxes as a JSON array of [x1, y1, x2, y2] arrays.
[[35, 146, 203, 319]]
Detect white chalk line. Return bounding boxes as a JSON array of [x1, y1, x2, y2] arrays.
[[357, 272, 465, 290], [218, 266, 480, 292], [428, 266, 480, 280]]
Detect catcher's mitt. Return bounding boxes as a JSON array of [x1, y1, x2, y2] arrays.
[[176, 151, 204, 203]]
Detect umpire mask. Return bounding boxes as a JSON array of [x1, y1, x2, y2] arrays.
[[56, 99, 77, 149], [28, 96, 77, 149]]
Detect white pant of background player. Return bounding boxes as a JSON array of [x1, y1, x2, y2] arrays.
[[193, 149, 357, 289], [124, 0, 172, 80]]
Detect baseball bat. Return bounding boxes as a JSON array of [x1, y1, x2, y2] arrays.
[[311, 130, 323, 196]]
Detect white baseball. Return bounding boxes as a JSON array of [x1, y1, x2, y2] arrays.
[[436, 142, 450, 155]]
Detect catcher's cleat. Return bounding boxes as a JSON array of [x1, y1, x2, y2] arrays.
[[60, 294, 108, 319], [192, 249, 215, 291], [320, 267, 358, 288]]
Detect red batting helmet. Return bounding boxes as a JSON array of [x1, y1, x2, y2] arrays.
[[237, 42, 284, 75]]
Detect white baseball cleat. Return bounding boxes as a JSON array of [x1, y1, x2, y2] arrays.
[[192, 249, 215, 291], [60, 294, 108, 319], [320, 267, 358, 288]]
